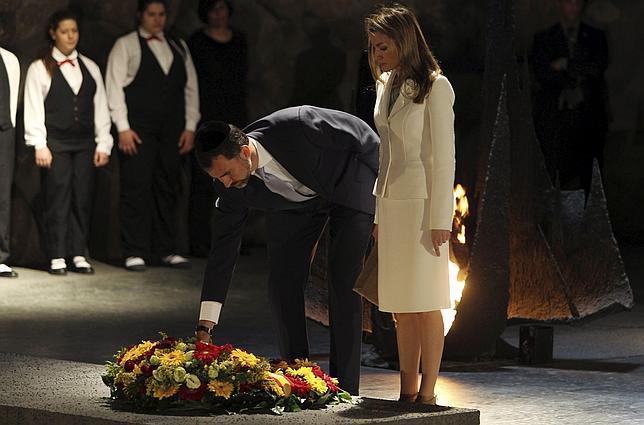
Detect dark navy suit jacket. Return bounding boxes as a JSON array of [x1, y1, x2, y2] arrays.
[[200, 105, 380, 303]]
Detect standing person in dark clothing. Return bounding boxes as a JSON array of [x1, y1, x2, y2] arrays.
[[106, 0, 200, 271], [532, 0, 608, 193], [0, 45, 20, 278], [24, 10, 113, 275], [187, 0, 248, 257]]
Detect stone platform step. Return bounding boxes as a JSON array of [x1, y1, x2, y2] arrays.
[[0, 353, 479, 424]]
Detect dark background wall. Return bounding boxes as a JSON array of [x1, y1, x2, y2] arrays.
[[1, 0, 642, 262]]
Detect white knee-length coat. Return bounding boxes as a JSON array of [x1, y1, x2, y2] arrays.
[[373, 70, 456, 312]]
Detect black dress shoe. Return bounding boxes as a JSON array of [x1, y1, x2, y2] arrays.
[[49, 267, 67, 275], [71, 265, 94, 274], [0, 270, 18, 278], [125, 263, 146, 272]]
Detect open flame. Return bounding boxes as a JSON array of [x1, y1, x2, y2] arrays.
[[442, 184, 469, 335]]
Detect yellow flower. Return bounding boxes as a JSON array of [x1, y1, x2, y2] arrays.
[[263, 371, 290, 398], [152, 384, 179, 400], [133, 364, 142, 375], [114, 371, 136, 387], [207, 380, 234, 399], [230, 349, 260, 368], [286, 367, 328, 396], [157, 350, 186, 368], [119, 341, 156, 365]]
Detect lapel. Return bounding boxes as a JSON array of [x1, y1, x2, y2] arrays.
[[388, 87, 406, 120], [383, 70, 407, 121], [377, 72, 392, 123]]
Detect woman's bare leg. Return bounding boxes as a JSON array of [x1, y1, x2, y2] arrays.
[[394, 312, 421, 399], [417, 310, 444, 403]]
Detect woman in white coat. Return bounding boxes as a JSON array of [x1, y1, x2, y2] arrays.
[[365, 3, 455, 404]]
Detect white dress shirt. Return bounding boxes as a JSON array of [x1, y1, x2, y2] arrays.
[[23, 47, 114, 154], [105, 28, 200, 133], [199, 137, 317, 325], [251, 137, 317, 198], [0, 47, 20, 127]]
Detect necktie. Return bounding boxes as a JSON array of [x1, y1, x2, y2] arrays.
[[146, 34, 162, 42], [57, 58, 75, 67], [254, 167, 315, 202]]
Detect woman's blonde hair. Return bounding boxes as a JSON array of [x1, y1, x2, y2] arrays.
[[365, 2, 441, 103]]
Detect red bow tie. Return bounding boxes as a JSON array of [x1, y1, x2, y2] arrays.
[[57, 58, 75, 67], [145, 34, 162, 42]]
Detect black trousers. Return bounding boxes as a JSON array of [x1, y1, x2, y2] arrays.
[[0, 128, 15, 264], [188, 153, 215, 257], [41, 146, 94, 259], [265, 200, 373, 395], [119, 121, 183, 259]]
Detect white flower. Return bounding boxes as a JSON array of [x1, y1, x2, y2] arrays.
[[208, 365, 219, 379], [185, 374, 201, 389], [173, 367, 187, 383]]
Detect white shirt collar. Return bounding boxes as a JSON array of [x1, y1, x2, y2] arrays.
[[249, 137, 272, 172], [138, 27, 165, 41], [52, 47, 78, 62]]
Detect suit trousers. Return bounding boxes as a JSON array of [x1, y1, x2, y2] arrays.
[[119, 122, 183, 259], [41, 146, 95, 259], [188, 152, 215, 256], [0, 127, 15, 263], [265, 199, 373, 395]]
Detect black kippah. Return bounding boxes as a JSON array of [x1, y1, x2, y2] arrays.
[[195, 121, 231, 152]]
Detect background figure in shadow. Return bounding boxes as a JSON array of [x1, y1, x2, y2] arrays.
[[531, 0, 608, 194], [0, 21, 20, 278], [187, 0, 248, 257], [290, 13, 346, 110]]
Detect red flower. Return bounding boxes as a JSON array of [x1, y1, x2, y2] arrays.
[[284, 375, 311, 397], [124, 360, 136, 372], [156, 337, 177, 349], [140, 364, 153, 375], [194, 342, 233, 365], [178, 384, 207, 401], [324, 376, 339, 393], [312, 366, 339, 393]]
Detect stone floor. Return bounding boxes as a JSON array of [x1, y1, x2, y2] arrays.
[[1, 243, 643, 424]]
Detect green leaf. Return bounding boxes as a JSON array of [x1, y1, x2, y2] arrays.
[[101, 375, 114, 387], [338, 391, 353, 402]]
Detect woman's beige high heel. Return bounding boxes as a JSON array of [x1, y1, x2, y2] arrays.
[[416, 394, 437, 405], [398, 393, 418, 402]]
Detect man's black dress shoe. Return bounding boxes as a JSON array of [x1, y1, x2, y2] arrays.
[[71, 265, 94, 274], [49, 267, 67, 275]]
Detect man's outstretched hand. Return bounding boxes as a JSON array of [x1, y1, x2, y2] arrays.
[[195, 320, 215, 343]]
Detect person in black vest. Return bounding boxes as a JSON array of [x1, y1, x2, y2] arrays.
[[532, 0, 608, 194], [24, 10, 113, 275], [106, 0, 200, 271], [187, 0, 248, 257], [192, 107, 379, 395], [0, 45, 20, 278]]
